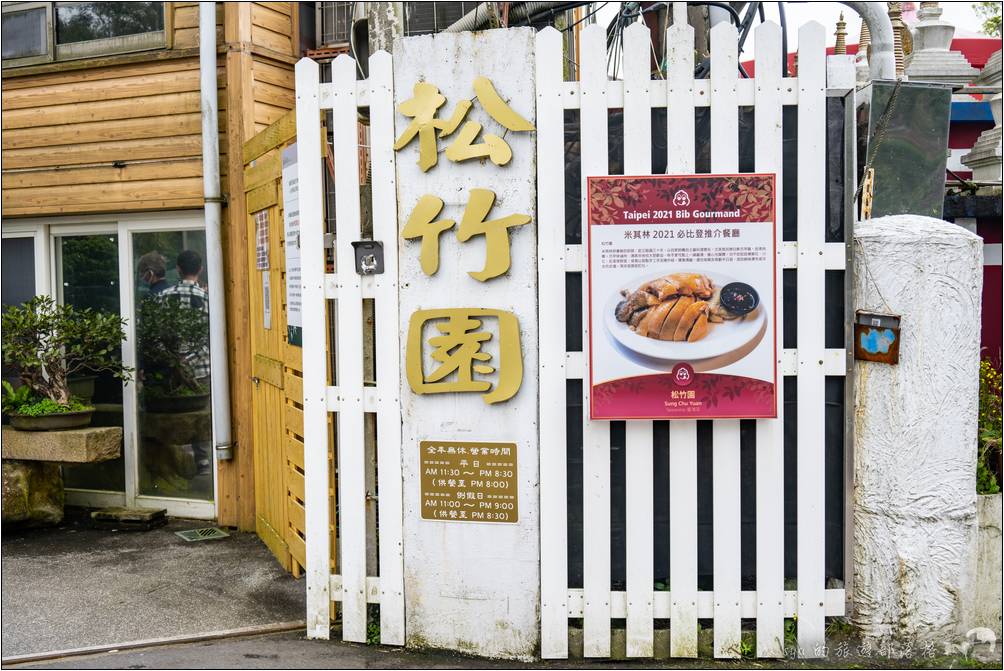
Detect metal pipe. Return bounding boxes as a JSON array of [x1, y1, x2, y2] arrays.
[[199, 1, 233, 461], [444, 1, 576, 32], [839, 1, 896, 80]]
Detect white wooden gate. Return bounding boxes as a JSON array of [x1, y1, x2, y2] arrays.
[[537, 9, 849, 661], [296, 51, 406, 645], [296, 3, 851, 659]]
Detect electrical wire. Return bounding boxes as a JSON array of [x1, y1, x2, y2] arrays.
[[562, 1, 610, 32], [778, 1, 789, 76]]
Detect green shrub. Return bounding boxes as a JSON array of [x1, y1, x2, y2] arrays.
[[2, 295, 131, 406], [13, 398, 90, 416], [978, 359, 1002, 495]]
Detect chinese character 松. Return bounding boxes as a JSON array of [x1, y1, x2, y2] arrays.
[[393, 77, 535, 172], [406, 308, 523, 404]]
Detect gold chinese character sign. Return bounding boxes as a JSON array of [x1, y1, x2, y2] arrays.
[[402, 189, 530, 281], [393, 77, 535, 172], [406, 308, 523, 404]]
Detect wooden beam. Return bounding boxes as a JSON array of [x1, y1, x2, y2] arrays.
[[0, 48, 200, 81], [242, 108, 296, 163], [216, 0, 257, 532]]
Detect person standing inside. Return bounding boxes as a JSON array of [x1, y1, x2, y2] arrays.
[[137, 251, 170, 296], [161, 249, 212, 474]]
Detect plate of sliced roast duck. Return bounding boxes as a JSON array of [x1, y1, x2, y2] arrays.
[[605, 271, 766, 361]]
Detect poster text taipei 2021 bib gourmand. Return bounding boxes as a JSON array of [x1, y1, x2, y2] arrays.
[[587, 174, 777, 420]]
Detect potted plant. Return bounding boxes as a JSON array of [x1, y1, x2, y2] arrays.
[[1, 295, 131, 430], [136, 295, 211, 413]]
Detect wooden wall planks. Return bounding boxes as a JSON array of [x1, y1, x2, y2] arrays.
[[0, 56, 205, 215], [1, 2, 296, 220]]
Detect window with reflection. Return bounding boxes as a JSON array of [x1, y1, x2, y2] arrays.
[[55, 2, 163, 44], [2, 2, 166, 68], [134, 230, 213, 500], [1, 5, 48, 62], [58, 233, 126, 493]]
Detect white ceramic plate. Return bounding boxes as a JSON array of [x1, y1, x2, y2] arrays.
[[602, 270, 767, 362]]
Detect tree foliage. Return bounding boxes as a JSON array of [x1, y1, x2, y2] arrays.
[[974, 1, 1002, 37], [2, 295, 132, 405]]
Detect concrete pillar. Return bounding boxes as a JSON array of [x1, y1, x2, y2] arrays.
[[851, 215, 983, 646]]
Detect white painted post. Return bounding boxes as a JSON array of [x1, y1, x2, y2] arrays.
[[851, 215, 983, 647], [753, 19, 786, 660], [709, 20, 743, 660], [536, 26, 569, 660], [622, 20, 656, 660], [578, 22, 613, 659], [665, 3, 699, 657], [295, 56, 332, 640], [795, 21, 827, 659], [368, 49, 406, 646], [330, 54, 368, 644], [393, 28, 540, 661]]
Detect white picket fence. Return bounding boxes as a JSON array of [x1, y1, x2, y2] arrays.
[[537, 10, 849, 660], [296, 50, 406, 645], [295, 3, 851, 660]]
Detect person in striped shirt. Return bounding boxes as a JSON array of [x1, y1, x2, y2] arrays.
[[160, 249, 212, 474]]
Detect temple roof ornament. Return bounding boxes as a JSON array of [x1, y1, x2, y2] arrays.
[[905, 1, 979, 85], [835, 13, 848, 56], [855, 18, 872, 84], [888, 2, 912, 79]]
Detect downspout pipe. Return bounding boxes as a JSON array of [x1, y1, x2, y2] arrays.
[[839, 1, 896, 81], [199, 1, 234, 461]]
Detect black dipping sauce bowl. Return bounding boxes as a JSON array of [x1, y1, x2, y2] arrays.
[[719, 282, 760, 316]]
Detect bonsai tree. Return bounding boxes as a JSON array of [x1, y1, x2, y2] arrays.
[[136, 295, 210, 396], [1, 295, 131, 409]]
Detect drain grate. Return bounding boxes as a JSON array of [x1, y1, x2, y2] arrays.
[[175, 527, 230, 542]]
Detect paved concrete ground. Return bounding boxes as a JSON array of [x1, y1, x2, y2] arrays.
[[5, 629, 1002, 670], [1, 509, 304, 657]]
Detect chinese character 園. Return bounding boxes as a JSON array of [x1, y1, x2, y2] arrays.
[[406, 308, 523, 404]]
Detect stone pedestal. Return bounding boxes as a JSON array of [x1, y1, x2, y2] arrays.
[[137, 410, 211, 494], [2, 460, 64, 526], [1, 426, 123, 463], [851, 215, 983, 646], [1, 425, 122, 527]]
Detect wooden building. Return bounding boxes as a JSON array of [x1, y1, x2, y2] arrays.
[[1, 2, 308, 531]]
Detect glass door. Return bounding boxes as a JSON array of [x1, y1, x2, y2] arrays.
[[57, 232, 127, 497], [47, 217, 216, 519], [131, 230, 214, 502]]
